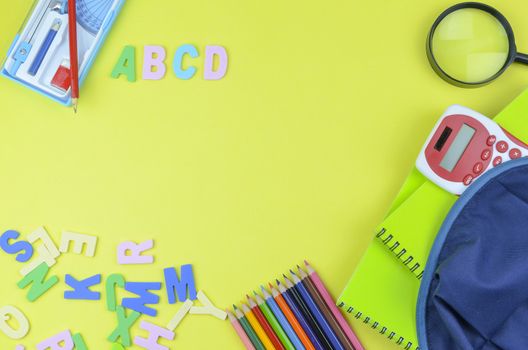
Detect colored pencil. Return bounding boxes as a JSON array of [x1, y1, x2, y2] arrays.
[[277, 275, 333, 350], [289, 271, 345, 350], [228, 310, 256, 350], [248, 295, 286, 350], [241, 302, 276, 350], [270, 284, 317, 350], [256, 288, 298, 350], [304, 261, 363, 350], [297, 266, 355, 350], [68, 0, 79, 112], [234, 305, 266, 350]]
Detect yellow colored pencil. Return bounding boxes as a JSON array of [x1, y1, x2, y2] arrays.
[[241, 303, 276, 350]]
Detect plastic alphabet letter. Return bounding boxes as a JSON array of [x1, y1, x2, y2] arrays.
[[72, 333, 88, 350], [0, 306, 30, 339], [203, 45, 228, 80], [189, 290, 227, 320], [166, 299, 193, 331], [111, 45, 136, 82], [59, 231, 97, 257], [0, 230, 33, 263], [117, 240, 154, 264], [107, 306, 141, 347], [16, 346, 25, 350], [122, 282, 162, 316], [164, 265, 197, 304], [106, 274, 126, 311], [36, 330, 74, 350], [173, 44, 198, 80], [20, 227, 60, 276], [17, 262, 59, 302], [64, 274, 102, 300], [134, 321, 174, 350], [143, 46, 167, 80]]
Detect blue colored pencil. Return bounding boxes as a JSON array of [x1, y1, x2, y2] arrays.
[[260, 286, 306, 350], [275, 281, 326, 350], [281, 277, 332, 350], [289, 271, 345, 350]]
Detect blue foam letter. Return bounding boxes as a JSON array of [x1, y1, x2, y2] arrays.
[[122, 282, 161, 316], [64, 274, 102, 300], [164, 265, 197, 304], [0, 230, 34, 262], [173, 44, 198, 80]]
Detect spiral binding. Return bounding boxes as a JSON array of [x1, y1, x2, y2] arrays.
[[375, 228, 424, 279], [337, 301, 420, 350]]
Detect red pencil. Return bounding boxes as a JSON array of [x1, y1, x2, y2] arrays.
[[68, 0, 79, 112], [247, 295, 286, 350]]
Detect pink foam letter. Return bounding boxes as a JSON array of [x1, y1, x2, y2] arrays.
[[134, 321, 175, 350], [117, 240, 154, 264], [203, 46, 228, 80], [36, 330, 73, 350], [143, 46, 167, 80]]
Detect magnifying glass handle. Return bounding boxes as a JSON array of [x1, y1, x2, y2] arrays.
[[515, 52, 528, 65]]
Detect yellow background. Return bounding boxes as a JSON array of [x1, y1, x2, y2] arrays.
[[1, 0, 528, 349]]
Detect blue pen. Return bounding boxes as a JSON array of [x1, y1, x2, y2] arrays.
[[260, 286, 306, 350], [288, 271, 345, 350], [28, 19, 62, 76], [275, 281, 326, 350]]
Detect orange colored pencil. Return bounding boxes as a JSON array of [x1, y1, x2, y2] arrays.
[[271, 283, 316, 350]]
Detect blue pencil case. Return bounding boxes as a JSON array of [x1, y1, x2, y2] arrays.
[[1, 0, 125, 106], [417, 157, 528, 349]]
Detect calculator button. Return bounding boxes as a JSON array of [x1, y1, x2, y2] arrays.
[[509, 148, 522, 159], [481, 149, 492, 160], [496, 141, 509, 153], [473, 162, 483, 174], [493, 156, 503, 167], [463, 175, 474, 186], [486, 135, 497, 146]]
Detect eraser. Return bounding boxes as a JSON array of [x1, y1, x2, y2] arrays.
[[51, 60, 71, 92]]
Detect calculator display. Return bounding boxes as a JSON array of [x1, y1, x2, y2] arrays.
[[440, 124, 476, 172]]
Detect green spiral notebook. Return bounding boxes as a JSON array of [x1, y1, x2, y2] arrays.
[[338, 88, 528, 349]]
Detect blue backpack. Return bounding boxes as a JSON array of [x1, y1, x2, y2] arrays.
[[418, 157, 528, 349]]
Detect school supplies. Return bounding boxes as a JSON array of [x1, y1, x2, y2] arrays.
[[427, 2, 528, 87], [230, 262, 363, 350], [1, 0, 125, 106], [68, 0, 80, 112], [416, 105, 528, 195], [339, 89, 528, 349]]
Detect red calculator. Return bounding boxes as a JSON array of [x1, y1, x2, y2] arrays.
[[416, 105, 528, 195]]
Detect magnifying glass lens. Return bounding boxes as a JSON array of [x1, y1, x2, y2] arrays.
[[430, 8, 510, 84]]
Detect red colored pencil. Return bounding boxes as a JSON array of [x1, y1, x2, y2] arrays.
[[68, 0, 79, 112], [247, 295, 285, 350]]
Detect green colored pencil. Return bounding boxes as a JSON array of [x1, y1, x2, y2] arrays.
[[254, 290, 295, 350], [234, 305, 266, 350]]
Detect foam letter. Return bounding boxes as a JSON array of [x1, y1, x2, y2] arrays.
[[72, 333, 87, 350], [0, 306, 29, 339], [204, 45, 228, 80], [64, 274, 101, 300], [0, 230, 33, 263], [164, 265, 197, 304], [17, 262, 59, 302], [189, 290, 227, 320], [106, 273, 126, 311], [117, 240, 154, 264], [122, 282, 161, 316], [20, 227, 60, 276], [36, 330, 73, 350], [134, 321, 174, 350], [143, 46, 167, 80], [107, 306, 141, 347], [173, 44, 198, 80], [166, 299, 193, 331], [111, 46, 136, 82], [16, 346, 25, 350], [59, 231, 97, 257]]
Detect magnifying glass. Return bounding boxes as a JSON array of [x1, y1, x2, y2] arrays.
[[427, 2, 528, 87]]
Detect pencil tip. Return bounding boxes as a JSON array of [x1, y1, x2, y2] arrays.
[[246, 294, 250, 299], [253, 290, 258, 296], [290, 269, 297, 276], [282, 273, 288, 278], [232, 304, 238, 310], [276, 279, 281, 285], [72, 98, 78, 113], [297, 264, 301, 270], [268, 282, 274, 288], [304, 260, 310, 266]]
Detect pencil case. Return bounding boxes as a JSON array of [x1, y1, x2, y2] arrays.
[[417, 157, 528, 350], [1, 0, 125, 106]]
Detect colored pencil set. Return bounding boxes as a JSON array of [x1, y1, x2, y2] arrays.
[[227, 261, 364, 350]]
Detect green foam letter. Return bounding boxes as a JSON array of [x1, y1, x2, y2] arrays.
[[111, 45, 136, 82]]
